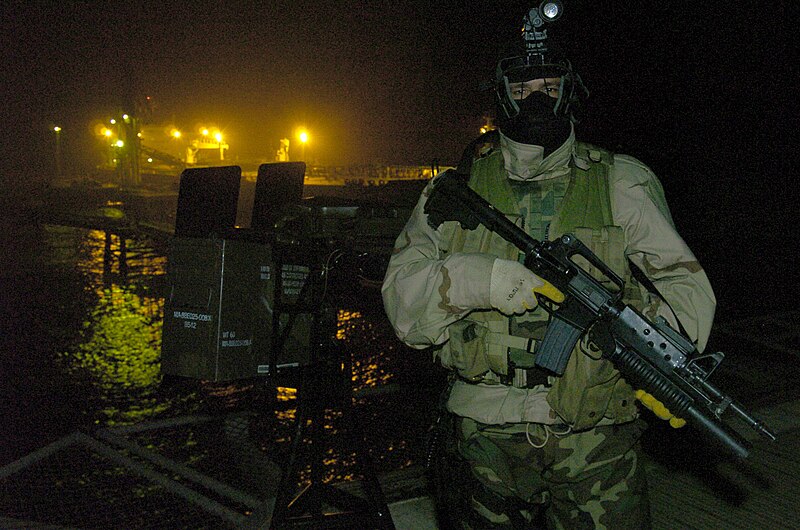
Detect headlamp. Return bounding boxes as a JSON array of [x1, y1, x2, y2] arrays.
[[522, 2, 562, 30], [540, 1, 563, 23], [522, 1, 564, 60], [494, 1, 587, 121]]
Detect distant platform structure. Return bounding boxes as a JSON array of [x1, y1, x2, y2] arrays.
[[84, 163, 445, 190], [303, 164, 439, 187]]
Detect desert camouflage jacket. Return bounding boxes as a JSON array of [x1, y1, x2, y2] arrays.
[[381, 132, 717, 427]]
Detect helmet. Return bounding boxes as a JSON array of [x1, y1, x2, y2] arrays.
[[495, 2, 587, 121]]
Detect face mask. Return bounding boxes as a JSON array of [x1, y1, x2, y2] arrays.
[[498, 92, 571, 156], [500, 133, 545, 181]]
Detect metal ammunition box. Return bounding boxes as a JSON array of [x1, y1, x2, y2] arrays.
[[161, 236, 312, 381]]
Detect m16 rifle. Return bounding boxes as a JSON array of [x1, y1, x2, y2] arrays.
[[424, 169, 776, 459]]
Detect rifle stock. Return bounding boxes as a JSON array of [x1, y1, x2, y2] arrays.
[[424, 170, 776, 459]]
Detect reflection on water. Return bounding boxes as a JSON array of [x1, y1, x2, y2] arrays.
[[276, 387, 297, 401], [49, 227, 176, 426], [338, 309, 394, 389], [59, 285, 167, 424], [63, 285, 162, 391]]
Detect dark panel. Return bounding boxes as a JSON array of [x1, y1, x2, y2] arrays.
[[251, 162, 306, 230], [174, 166, 241, 238]]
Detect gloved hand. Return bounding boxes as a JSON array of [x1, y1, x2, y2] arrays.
[[489, 258, 564, 315], [635, 390, 686, 428]]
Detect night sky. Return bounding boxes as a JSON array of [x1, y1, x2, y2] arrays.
[[3, 2, 516, 172], [1, 2, 791, 170], [1, 1, 795, 312]]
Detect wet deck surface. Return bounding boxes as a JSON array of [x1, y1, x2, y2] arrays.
[[647, 418, 800, 529]]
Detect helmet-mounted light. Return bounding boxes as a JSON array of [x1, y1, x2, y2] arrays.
[[521, 1, 564, 65], [494, 1, 586, 120], [540, 2, 563, 23]]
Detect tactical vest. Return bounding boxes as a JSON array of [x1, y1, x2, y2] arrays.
[[436, 142, 643, 430]]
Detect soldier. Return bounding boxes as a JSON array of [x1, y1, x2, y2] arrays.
[[381, 3, 716, 529]]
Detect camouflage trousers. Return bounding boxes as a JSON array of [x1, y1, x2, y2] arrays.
[[454, 416, 650, 529]]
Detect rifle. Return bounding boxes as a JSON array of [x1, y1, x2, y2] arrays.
[[424, 169, 776, 459]]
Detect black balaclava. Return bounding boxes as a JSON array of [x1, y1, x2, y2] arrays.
[[497, 90, 572, 157]]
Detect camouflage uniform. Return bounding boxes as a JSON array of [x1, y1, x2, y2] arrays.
[[455, 418, 649, 529], [382, 129, 716, 528]]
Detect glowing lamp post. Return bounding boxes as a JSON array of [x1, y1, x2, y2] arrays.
[[297, 129, 309, 161], [214, 132, 225, 161], [52, 126, 63, 179]]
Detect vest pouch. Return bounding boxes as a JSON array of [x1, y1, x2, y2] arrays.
[[546, 340, 636, 431], [437, 319, 492, 381]]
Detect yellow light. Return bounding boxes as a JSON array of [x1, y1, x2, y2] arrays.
[[53, 126, 62, 132], [115, 140, 124, 147], [122, 114, 129, 121], [214, 132, 223, 142], [147, 157, 153, 163], [298, 130, 309, 143], [171, 129, 182, 139], [102, 128, 113, 137], [201, 128, 209, 136], [110, 119, 116, 125]]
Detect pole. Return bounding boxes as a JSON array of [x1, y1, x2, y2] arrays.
[[53, 126, 63, 180]]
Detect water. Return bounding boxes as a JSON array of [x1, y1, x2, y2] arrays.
[[0, 203, 444, 490]]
